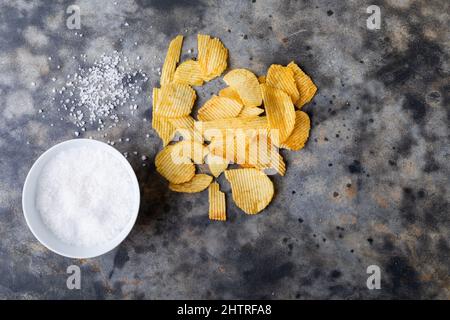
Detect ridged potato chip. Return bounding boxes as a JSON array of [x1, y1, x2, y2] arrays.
[[172, 140, 209, 164], [223, 69, 262, 107], [280, 110, 310, 151], [152, 87, 161, 113], [266, 64, 299, 103], [258, 75, 266, 84], [218, 86, 243, 105], [287, 61, 317, 108], [208, 135, 241, 163], [156, 83, 196, 118], [169, 174, 213, 193], [206, 154, 229, 177], [238, 106, 264, 117], [199, 116, 268, 133], [197, 95, 243, 121], [247, 133, 286, 176], [152, 115, 175, 146], [155, 144, 195, 184], [160, 35, 183, 85], [174, 60, 204, 86], [260, 84, 295, 142], [168, 116, 203, 142], [208, 182, 226, 221], [225, 168, 274, 214], [198, 34, 228, 81], [152, 87, 175, 145]]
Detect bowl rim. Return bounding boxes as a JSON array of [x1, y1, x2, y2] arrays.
[[22, 138, 140, 259]]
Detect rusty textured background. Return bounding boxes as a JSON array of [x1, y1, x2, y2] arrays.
[[0, 0, 448, 299]]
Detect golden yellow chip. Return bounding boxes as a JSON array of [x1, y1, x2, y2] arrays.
[[156, 83, 196, 118], [287, 61, 317, 108], [173, 60, 204, 86], [197, 96, 243, 121], [198, 116, 268, 133], [246, 133, 286, 176], [169, 174, 213, 193], [172, 140, 209, 164], [218, 86, 243, 105], [168, 116, 203, 142], [223, 69, 262, 107], [266, 64, 299, 103], [197, 34, 228, 81], [152, 115, 175, 146], [260, 84, 295, 142], [152, 87, 175, 145], [160, 35, 183, 85], [206, 154, 229, 178], [208, 135, 239, 163], [238, 106, 264, 117], [224, 168, 274, 214], [281, 110, 310, 151], [208, 182, 226, 221], [155, 144, 195, 184], [258, 75, 266, 84]]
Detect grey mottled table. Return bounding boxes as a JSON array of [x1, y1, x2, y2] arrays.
[[0, 0, 448, 299]]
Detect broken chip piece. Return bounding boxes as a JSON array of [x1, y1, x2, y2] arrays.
[[208, 182, 226, 221]]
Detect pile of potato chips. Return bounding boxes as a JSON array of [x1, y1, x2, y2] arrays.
[[151, 34, 317, 221]]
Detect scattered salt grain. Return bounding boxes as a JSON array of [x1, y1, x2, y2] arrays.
[[54, 52, 147, 131], [35, 145, 135, 247]]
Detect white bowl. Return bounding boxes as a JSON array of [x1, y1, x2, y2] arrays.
[[22, 139, 140, 259]]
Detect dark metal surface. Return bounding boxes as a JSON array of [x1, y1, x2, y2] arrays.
[[0, 0, 448, 299]]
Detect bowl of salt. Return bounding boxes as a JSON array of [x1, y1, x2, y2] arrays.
[[22, 139, 140, 258]]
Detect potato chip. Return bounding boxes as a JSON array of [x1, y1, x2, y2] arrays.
[[208, 182, 226, 221], [266, 64, 299, 103], [152, 87, 175, 145], [168, 116, 203, 142], [218, 86, 243, 105], [172, 140, 209, 164], [201, 123, 269, 142], [197, 96, 243, 121], [160, 35, 183, 85], [260, 84, 295, 142], [287, 61, 317, 108], [208, 135, 239, 163], [223, 69, 262, 107], [199, 116, 268, 132], [155, 144, 195, 184], [156, 83, 196, 118], [225, 168, 274, 214], [238, 106, 264, 117], [198, 34, 228, 81], [152, 115, 175, 146], [173, 59, 204, 86], [169, 174, 213, 193], [206, 154, 229, 177], [247, 133, 286, 176], [280, 110, 310, 151], [258, 75, 266, 84]]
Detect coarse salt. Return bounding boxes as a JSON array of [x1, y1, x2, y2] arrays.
[[35, 145, 135, 247]]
